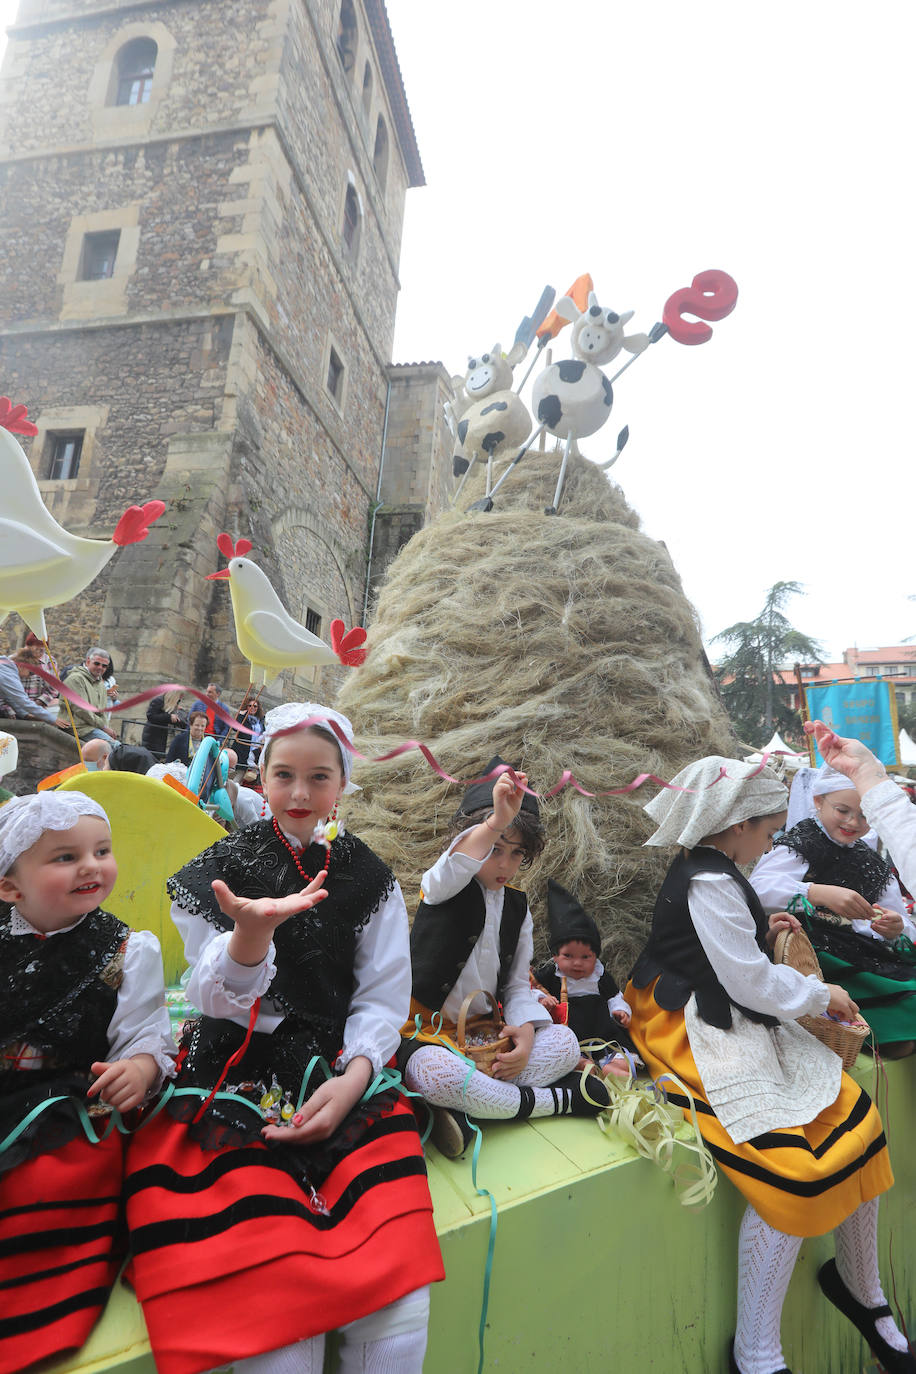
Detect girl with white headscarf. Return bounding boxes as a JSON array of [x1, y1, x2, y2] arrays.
[[124, 703, 442, 1374], [751, 763, 916, 1059], [0, 792, 174, 1373], [625, 757, 911, 1374]]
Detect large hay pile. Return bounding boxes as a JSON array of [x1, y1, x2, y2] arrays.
[[337, 448, 737, 980]]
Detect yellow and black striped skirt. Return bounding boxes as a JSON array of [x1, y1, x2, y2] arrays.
[[626, 978, 893, 1237]]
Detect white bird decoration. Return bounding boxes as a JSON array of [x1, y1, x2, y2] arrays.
[[0, 398, 166, 641], [207, 533, 367, 684]]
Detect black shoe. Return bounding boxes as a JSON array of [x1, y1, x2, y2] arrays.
[[429, 1107, 475, 1159], [728, 1338, 792, 1373], [818, 1258, 916, 1372], [548, 1069, 611, 1117]]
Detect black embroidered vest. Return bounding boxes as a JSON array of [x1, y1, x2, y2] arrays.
[[775, 818, 893, 905], [631, 849, 778, 1029], [167, 820, 395, 1063], [0, 907, 128, 1085], [411, 882, 528, 1012]]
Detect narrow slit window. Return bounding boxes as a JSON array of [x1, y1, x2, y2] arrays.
[[336, 0, 356, 73], [373, 117, 388, 192], [361, 62, 373, 118], [47, 433, 84, 481], [342, 184, 360, 256], [327, 348, 344, 403], [81, 230, 121, 281], [305, 607, 322, 636]]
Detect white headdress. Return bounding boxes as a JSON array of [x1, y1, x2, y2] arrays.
[[785, 766, 816, 832], [811, 763, 857, 798], [0, 791, 109, 876], [261, 702, 358, 791], [643, 756, 787, 849]]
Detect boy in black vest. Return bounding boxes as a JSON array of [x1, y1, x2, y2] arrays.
[[402, 757, 608, 1158]]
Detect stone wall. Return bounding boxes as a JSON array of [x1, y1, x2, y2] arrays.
[[0, 0, 425, 707], [0, 718, 82, 796], [1, 1, 283, 156]]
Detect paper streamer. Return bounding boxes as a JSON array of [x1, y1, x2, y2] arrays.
[[27, 666, 779, 803]]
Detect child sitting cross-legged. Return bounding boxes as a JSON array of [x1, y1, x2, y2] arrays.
[[402, 756, 607, 1160], [532, 879, 640, 1078]]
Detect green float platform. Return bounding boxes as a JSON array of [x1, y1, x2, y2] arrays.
[[47, 1056, 914, 1374]]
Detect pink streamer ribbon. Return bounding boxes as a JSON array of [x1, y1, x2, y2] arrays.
[[29, 664, 778, 799]]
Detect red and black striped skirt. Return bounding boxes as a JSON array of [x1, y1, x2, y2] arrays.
[[0, 1133, 125, 1374], [124, 1095, 443, 1374]]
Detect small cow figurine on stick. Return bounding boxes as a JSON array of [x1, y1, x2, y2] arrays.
[[447, 343, 532, 502], [531, 291, 650, 513]]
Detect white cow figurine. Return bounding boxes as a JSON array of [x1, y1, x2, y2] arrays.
[[531, 292, 649, 512], [447, 343, 531, 489]]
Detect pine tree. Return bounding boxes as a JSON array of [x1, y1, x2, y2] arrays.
[[713, 581, 823, 744]]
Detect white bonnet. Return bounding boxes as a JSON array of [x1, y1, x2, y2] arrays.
[[643, 756, 788, 849], [0, 791, 109, 876], [811, 763, 858, 798], [261, 702, 357, 790]]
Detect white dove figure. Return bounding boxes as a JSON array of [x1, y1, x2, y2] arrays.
[[207, 533, 367, 684], [0, 401, 166, 641]]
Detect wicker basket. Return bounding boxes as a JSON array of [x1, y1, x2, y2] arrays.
[[456, 990, 511, 1077], [773, 928, 870, 1071]]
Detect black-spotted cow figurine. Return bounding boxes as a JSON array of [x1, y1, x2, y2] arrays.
[[531, 293, 648, 443], [530, 292, 648, 513], [447, 342, 531, 481]]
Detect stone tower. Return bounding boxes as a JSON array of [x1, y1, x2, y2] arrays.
[[0, 0, 424, 699]]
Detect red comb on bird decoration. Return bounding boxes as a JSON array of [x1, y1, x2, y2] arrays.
[[111, 500, 167, 546], [216, 532, 253, 559], [0, 397, 39, 436], [330, 618, 368, 667]]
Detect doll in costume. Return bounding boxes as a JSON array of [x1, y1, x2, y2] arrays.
[[124, 703, 443, 1374], [531, 878, 639, 1076], [751, 762, 916, 1058], [626, 756, 912, 1374], [0, 792, 174, 1374], [402, 757, 606, 1161]]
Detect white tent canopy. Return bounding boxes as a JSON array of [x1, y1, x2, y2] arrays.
[[899, 728, 916, 766], [743, 730, 808, 770]]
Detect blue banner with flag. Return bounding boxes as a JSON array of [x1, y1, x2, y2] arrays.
[[805, 679, 901, 767]]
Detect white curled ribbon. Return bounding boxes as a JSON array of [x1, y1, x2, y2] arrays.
[[578, 1062, 718, 1210]]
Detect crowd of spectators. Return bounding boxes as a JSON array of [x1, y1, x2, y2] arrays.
[[0, 635, 267, 825]]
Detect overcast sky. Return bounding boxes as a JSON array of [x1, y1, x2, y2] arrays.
[[384, 0, 915, 661], [2, 1, 913, 660]]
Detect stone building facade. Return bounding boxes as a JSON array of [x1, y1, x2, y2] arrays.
[[0, 0, 449, 706]]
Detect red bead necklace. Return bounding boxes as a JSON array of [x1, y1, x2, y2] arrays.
[[271, 816, 331, 883]]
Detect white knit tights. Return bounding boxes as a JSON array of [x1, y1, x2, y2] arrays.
[[404, 1025, 581, 1119], [835, 1197, 908, 1353], [231, 1328, 427, 1374], [733, 1205, 802, 1374], [233, 1334, 325, 1374], [336, 1327, 428, 1373]]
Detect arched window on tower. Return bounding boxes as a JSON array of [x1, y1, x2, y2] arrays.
[[372, 116, 388, 193], [114, 37, 158, 106], [342, 182, 361, 259], [336, 0, 357, 74], [361, 61, 373, 119]]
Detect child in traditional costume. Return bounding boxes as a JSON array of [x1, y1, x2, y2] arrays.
[[626, 756, 912, 1374], [531, 878, 638, 1076], [402, 756, 603, 1161], [124, 703, 443, 1374], [751, 762, 916, 1058], [0, 792, 174, 1374]]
